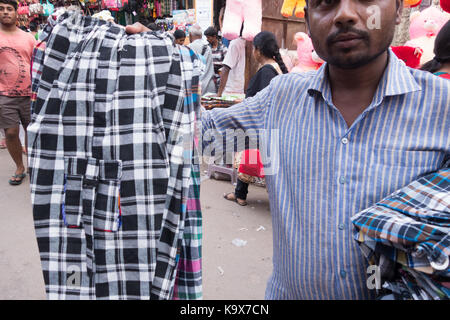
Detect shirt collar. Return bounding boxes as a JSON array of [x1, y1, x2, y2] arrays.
[[307, 49, 422, 104]]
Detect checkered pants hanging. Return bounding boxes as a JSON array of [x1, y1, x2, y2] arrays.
[[29, 11, 203, 300]]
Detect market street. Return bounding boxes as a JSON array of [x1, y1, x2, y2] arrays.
[[0, 149, 273, 300]]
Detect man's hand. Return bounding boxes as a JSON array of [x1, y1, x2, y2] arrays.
[[125, 22, 150, 35]]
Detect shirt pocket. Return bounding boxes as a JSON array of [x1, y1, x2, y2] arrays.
[[62, 157, 122, 232]]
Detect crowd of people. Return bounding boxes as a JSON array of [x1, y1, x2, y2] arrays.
[[1, 0, 449, 300]]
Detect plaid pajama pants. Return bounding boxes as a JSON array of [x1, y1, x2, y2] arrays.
[[28, 11, 203, 299]]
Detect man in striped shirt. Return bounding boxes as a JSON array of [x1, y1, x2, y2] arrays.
[[201, 0, 449, 299], [204, 27, 228, 92], [127, 0, 450, 300]]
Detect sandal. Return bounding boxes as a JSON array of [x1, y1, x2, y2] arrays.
[[223, 192, 247, 206], [9, 173, 26, 186]]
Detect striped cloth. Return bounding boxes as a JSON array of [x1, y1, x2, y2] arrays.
[[28, 12, 202, 299], [201, 49, 450, 299], [352, 168, 450, 277], [173, 163, 203, 299]]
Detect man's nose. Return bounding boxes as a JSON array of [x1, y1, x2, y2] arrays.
[[333, 0, 359, 27]]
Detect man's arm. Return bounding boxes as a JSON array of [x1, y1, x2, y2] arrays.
[[201, 83, 273, 157], [217, 65, 230, 97], [125, 23, 150, 34]]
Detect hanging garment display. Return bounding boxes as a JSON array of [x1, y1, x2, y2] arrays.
[[29, 11, 203, 299], [41, 0, 54, 17], [29, 2, 44, 15], [17, 2, 30, 15]]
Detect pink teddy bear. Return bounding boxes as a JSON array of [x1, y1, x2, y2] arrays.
[[222, 0, 262, 41], [404, 6, 450, 66], [290, 32, 324, 73]]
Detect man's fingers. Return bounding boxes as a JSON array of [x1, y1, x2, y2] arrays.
[[125, 22, 150, 35]]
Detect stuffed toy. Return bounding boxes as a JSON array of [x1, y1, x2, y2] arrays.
[[404, 6, 450, 66], [441, 0, 450, 13], [391, 46, 423, 68], [221, 0, 262, 41], [404, 0, 422, 7], [290, 32, 324, 73], [281, 0, 306, 19]]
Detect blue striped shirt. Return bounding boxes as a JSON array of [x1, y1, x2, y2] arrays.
[[201, 50, 450, 299]]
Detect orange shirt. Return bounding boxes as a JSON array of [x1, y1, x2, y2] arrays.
[[0, 28, 36, 97]]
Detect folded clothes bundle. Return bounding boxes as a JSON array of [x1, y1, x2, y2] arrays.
[[352, 168, 450, 300]]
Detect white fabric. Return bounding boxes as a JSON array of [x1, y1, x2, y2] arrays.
[[222, 37, 246, 95]]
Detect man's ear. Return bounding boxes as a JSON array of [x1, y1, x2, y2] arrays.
[[304, 6, 311, 37]]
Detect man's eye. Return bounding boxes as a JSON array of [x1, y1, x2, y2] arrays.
[[312, 0, 336, 7]]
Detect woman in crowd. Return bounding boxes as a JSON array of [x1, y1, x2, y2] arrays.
[[224, 31, 288, 206], [421, 20, 450, 79]]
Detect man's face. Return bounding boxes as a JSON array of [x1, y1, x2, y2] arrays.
[[0, 3, 17, 26], [305, 0, 403, 69], [175, 37, 186, 45], [206, 35, 217, 45]]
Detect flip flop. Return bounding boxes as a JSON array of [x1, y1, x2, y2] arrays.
[[223, 192, 247, 206], [9, 173, 26, 186]]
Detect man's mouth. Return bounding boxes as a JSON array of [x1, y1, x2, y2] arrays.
[[333, 33, 364, 43], [331, 33, 366, 49]]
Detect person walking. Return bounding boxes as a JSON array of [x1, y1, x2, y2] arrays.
[[127, 0, 449, 299], [204, 26, 228, 92], [216, 26, 246, 96], [224, 31, 288, 206], [173, 29, 186, 46], [188, 24, 216, 95], [0, 0, 36, 185]]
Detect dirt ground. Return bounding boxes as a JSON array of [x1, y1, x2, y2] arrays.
[[0, 150, 273, 300]]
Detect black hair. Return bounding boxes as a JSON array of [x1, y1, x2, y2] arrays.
[[253, 31, 289, 74], [148, 23, 159, 31], [29, 20, 38, 32], [204, 26, 218, 37], [0, 0, 17, 10], [138, 17, 150, 27], [421, 20, 450, 74], [174, 29, 186, 40]]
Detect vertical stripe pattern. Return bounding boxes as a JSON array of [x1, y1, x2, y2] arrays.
[[201, 50, 450, 299]]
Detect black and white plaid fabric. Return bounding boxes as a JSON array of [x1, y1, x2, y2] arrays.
[[28, 11, 202, 299]]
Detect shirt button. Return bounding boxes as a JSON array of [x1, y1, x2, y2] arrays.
[[340, 270, 347, 278], [341, 138, 349, 145], [338, 223, 345, 230], [339, 176, 346, 184]]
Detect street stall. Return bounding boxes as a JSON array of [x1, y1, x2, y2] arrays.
[[201, 93, 244, 185], [14, 0, 207, 29]]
